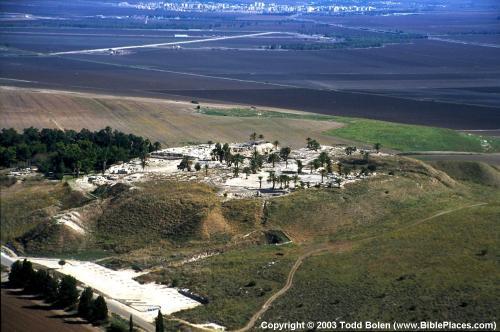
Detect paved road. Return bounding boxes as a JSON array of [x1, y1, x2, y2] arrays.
[[50, 31, 279, 55]]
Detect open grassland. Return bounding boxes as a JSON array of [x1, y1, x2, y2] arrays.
[[260, 202, 500, 325], [0, 87, 344, 148], [201, 107, 500, 152], [149, 245, 300, 329]]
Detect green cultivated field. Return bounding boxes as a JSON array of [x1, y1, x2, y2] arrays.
[[200, 107, 500, 152], [326, 118, 500, 152]]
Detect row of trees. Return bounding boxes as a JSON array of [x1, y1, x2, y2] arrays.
[[8, 259, 108, 325], [0, 127, 161, 178]]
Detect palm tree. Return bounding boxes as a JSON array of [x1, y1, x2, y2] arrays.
[[279, 147, 291, 168], [267, 171, 276, 189], [296, 159, 303, 174], [318, 151, 330, 168], [308, 161, 314, 174], [306, 137, 311, 148], [320, 169, 327, 183], [233, 153, 245, 169], [281, 175, 290, 188], [313, 159, 321, 172], [273, 140, 279, 150], [243, 167, 251, 179], [258, 175, 263, 189], [140, 151, 149, 170], [267, 153, 280, 167]]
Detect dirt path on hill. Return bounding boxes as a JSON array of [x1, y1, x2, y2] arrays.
[[233, 202, 488, 332]]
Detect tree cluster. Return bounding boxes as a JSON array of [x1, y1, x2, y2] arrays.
[[78, 287, 108, 324], [0, 127, 161, 179], [306, 137, 321, 151], [8, 259, 108, 324]]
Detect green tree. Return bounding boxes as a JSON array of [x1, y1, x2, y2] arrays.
[[43, 274, 60, 303], [243, 167, 251, 179], [273, 140, 279, 150], [267, 153, 280, 167], [279, 147, 291, 167], [26, 269, 49, 294], [19, 259, 35, 288], [296, 159, 303, 174], [345, 146, 356, 155], [155, 310, 164, 332], [91, 295, 108, 323], [8, 260, 23, 288], [58, 275, 79, 308], [153, 141, 161, 151], [78, 287, 94, 319], [320, 169, 327, 183], [233, 153, 245, 169], [267, 171, 277, 189]]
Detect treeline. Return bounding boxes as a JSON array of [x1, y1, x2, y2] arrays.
[[265, 33, 427, 50], [8, 259, 108, 324], [0, 127, 161, 178], [8, 258, 161, 332]]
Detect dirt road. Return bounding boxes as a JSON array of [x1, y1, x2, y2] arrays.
[[233, 202, 488, 332]]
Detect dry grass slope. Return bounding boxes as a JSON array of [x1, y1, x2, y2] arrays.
[[0, 87, 345, 148]]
